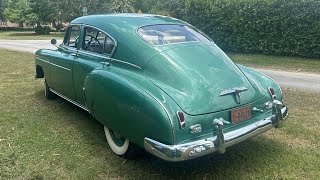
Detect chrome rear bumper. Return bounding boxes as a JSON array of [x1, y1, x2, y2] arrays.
[[144, 100, 288, 162]]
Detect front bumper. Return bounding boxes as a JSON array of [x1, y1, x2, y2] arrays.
[[144, 100, 288, 162]]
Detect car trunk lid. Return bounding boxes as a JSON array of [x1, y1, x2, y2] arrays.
[[144, 43, 264, 115]]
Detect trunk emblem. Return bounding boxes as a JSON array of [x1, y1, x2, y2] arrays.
[[220, 86, 248, 104]]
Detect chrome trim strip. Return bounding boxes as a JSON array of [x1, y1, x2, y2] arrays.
[[76, 50, 141, 70], [77, 50, 110, 60], [36, 56, 71, 72], [49, 88, 90, 113], [144, 103, 288, 162], [110, 58, 142, 70]]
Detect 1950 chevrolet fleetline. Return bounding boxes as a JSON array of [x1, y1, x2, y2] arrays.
[[35, 14, 288, 161]]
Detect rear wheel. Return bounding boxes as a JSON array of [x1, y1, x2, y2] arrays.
[[44, 79, 56, 99], [104, 126, 139, 158]]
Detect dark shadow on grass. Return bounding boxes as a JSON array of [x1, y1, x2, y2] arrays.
[[128, 138, 285, 179], [34, 89, 105, 142], [7, 32, 37, 37]]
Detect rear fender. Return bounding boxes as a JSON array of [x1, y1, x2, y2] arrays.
[[84, 70, 175, 147], [237, 64, 283, 101]]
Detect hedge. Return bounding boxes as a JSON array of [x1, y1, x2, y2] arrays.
[[184, 0, 320, 58], [0, 27, 34, 31]]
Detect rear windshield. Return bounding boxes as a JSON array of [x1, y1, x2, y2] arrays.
[[138, 24, 211, 46]]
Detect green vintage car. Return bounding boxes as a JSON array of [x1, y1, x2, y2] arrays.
[[35, 14, 288, 161]]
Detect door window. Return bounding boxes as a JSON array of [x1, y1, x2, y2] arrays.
[[64, 26, 80, 48], [82, 27, 115, 55]]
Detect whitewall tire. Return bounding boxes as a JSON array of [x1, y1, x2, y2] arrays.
[[104, 126, 129, 155]]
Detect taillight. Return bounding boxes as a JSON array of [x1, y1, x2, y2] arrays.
[[268, 87, 277, 99], [176, 111, 186, 129]]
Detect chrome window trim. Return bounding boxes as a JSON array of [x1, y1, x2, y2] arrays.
[[80, 24, 118, 57], [36, 56, 71, 72], [60, 44, 78, 53], [64, 25, 81, 49], [136, 23, 213, 47], [49, 88, 90, 113]]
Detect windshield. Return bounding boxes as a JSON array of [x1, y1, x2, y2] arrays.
[[138, 24, 211, 46]]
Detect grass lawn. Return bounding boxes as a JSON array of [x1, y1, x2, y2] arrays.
[[0, 49, 319, 179], [0, 31, 64, 40], [228, 53, 320, 74]]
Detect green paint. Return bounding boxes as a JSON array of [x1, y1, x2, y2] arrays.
[[35, 14, 284, 152]]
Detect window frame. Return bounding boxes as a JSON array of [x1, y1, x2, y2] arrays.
[[80, 25, 117, 57], [63, 25, 81, 49], [136, 24, 213, 46]]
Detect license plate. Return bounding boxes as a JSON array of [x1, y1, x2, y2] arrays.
[[231, 106, 252, 124]]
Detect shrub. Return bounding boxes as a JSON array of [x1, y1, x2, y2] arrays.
[[0, 27, 34, 31], [34, 26, 50, 35], [184, 0, 320, 58]]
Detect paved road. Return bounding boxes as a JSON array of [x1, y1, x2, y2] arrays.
[[256, 69, 320, 92], [0, 40, 60, 53], [1, 40, 319, 92]]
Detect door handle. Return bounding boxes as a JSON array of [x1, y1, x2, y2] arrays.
[[71, 53, 77, 57]]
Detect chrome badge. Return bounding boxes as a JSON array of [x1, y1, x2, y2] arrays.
[[220, 86, 248, 104]]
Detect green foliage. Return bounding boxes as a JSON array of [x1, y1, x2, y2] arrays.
[[149, 0, 185, 19], [108, 0, 134, 13], [133, 0, 185, 18], [184, 0, 320, 58], [0, 27, 34, 31], [34, 25, 50, 34], [52, 0, 111, 22], [3, 0, 32, 26], [0, 0, 7, 20]]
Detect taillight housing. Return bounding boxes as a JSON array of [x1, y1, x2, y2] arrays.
[[176, 111, 186, 129], [268, 87, 277, 99]]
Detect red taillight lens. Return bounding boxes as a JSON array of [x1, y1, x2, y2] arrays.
[[268, 87, 277, 99], [177, 111, 186, 128]]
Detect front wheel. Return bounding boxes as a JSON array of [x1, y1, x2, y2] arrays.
[[104, 126, 139, 158]]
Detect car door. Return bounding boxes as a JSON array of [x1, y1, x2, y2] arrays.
[[49, 25, 80, 100], [73, 26, 116, 106]]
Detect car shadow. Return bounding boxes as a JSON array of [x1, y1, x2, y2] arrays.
[[130, 137, 283, 179], [34, 90, 285, 179]]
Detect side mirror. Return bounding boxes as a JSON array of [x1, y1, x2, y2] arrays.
[[51, 38, 57, 45]]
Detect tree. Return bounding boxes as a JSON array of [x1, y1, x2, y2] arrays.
[[149, 0, 185, 18], [108, 0, 134, 13], [0, 0, 8, 21], [3, 0, 32, 27], [52, 0, 111, 22]]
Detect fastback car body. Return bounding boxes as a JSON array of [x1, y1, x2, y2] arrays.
[[35, 14, 288, 161]]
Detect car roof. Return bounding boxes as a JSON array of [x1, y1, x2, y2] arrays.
[[71, 14, 187, 29], [70, 14, 189, 69]]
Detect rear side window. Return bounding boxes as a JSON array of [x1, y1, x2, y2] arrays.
[[82, 27, 115, 55], [64, 26, 80, 48], [138, 24, 211, 46]]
